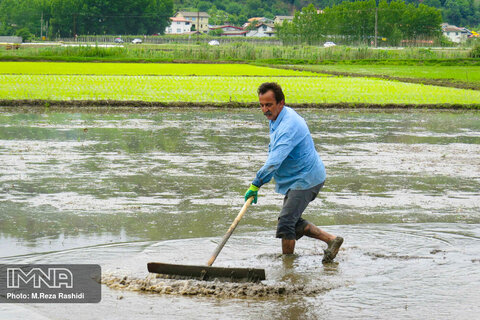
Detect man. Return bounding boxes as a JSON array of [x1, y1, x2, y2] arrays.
[[244, 82, 343, 263]]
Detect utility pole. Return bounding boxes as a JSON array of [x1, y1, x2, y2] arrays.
[[44, 21, 48, 40], [197, 10, 200, 42], [374, 6, 378, 48], [40, 12, 43, 39], [73, 13, 77, 39]]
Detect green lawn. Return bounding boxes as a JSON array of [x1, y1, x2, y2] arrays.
[[287, 65, 480, 84]]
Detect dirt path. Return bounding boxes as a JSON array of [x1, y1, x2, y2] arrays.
[[0, 99, 478, 111], [0, 100, 480, 113]]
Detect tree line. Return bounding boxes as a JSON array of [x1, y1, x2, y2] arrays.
[[0, 0, 173, 39], [0, 0, 478, 40], [276, 0, 443, 46], [176, 0, 477, 29]]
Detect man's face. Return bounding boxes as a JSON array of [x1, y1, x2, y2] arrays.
[[259, 90, 284, 121]]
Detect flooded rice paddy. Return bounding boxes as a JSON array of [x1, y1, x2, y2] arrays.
[[0, 108, 479, 319]]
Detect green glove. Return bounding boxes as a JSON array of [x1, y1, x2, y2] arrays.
[[244, 184, 259, 204]]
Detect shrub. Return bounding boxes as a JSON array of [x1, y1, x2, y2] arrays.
[[15, 28, 34, 42], [469, 45, 480, 58], [439, 35, 456, 47]]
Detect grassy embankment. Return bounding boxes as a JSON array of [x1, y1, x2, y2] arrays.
[[1, 62, 480, 109], [1, 43, 477, 64]]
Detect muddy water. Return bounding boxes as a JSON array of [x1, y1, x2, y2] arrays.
[[0, 109, 479, 319]]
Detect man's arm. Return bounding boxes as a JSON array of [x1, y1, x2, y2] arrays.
[[252, 134, 295, 186], [245, 131, 297, 203]]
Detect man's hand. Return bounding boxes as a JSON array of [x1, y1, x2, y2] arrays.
[[244, 184, 259, 204]]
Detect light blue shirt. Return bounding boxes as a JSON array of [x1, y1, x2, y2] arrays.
[[252, 106, 326, 195]]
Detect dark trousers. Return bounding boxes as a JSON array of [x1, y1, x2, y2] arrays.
[[276, 182, 324, 240]]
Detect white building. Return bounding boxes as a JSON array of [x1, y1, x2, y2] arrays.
[[442, 23, 471, 43], [165, 17, 191, 34], [242, 17, 274, 29], [274, 16, 293, 25], [246, 23, 275, 37], [175, 11, 210, 33]]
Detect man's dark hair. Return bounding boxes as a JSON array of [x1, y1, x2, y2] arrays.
[[258, 82, 285, 104]]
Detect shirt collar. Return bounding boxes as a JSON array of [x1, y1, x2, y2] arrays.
[[269, 106, 287, 132]]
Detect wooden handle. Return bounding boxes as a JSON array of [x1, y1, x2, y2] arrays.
[[207, 197, 253, 266]]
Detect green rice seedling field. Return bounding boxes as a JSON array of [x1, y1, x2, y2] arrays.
[[0, 62, 321, 77], [1, 62, 480, 106], [288, 65, 480, 84]]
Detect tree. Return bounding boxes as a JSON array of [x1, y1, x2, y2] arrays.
[[226, 2, 242, 16], [0, 0, 477, 38], [209, 28, 223, 36], [47, 0, 173, 37], [208, 5, 230, 25], [378, 0, 407, 46], [0, 0, 47, 36], [49, 0, 80, 37], [197, 1, 211, 12], [16, 27, 34, 41], [423, 0, 441, 8], [443, 0, 462, 26], [414, 4, 442, 38], [277, 4, 323, 45], [278, 0, 442, 46]]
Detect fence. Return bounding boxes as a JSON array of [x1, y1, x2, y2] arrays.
[[0, 36, 23, 43], [54, 36, 282, 45]]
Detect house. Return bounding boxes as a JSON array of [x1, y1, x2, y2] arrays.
[[442, 23, 471, 43], [208, 25, 247, 37], [165, 17, 191, 34], [246, 23, 275, 37], [274, 16, 293, 25], [242, 17, 276, 37], [174, 11, 210, 33], [242, 17, 274, 29]]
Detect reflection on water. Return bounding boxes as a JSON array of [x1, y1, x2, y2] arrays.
[[0, 109, 479, 319]]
